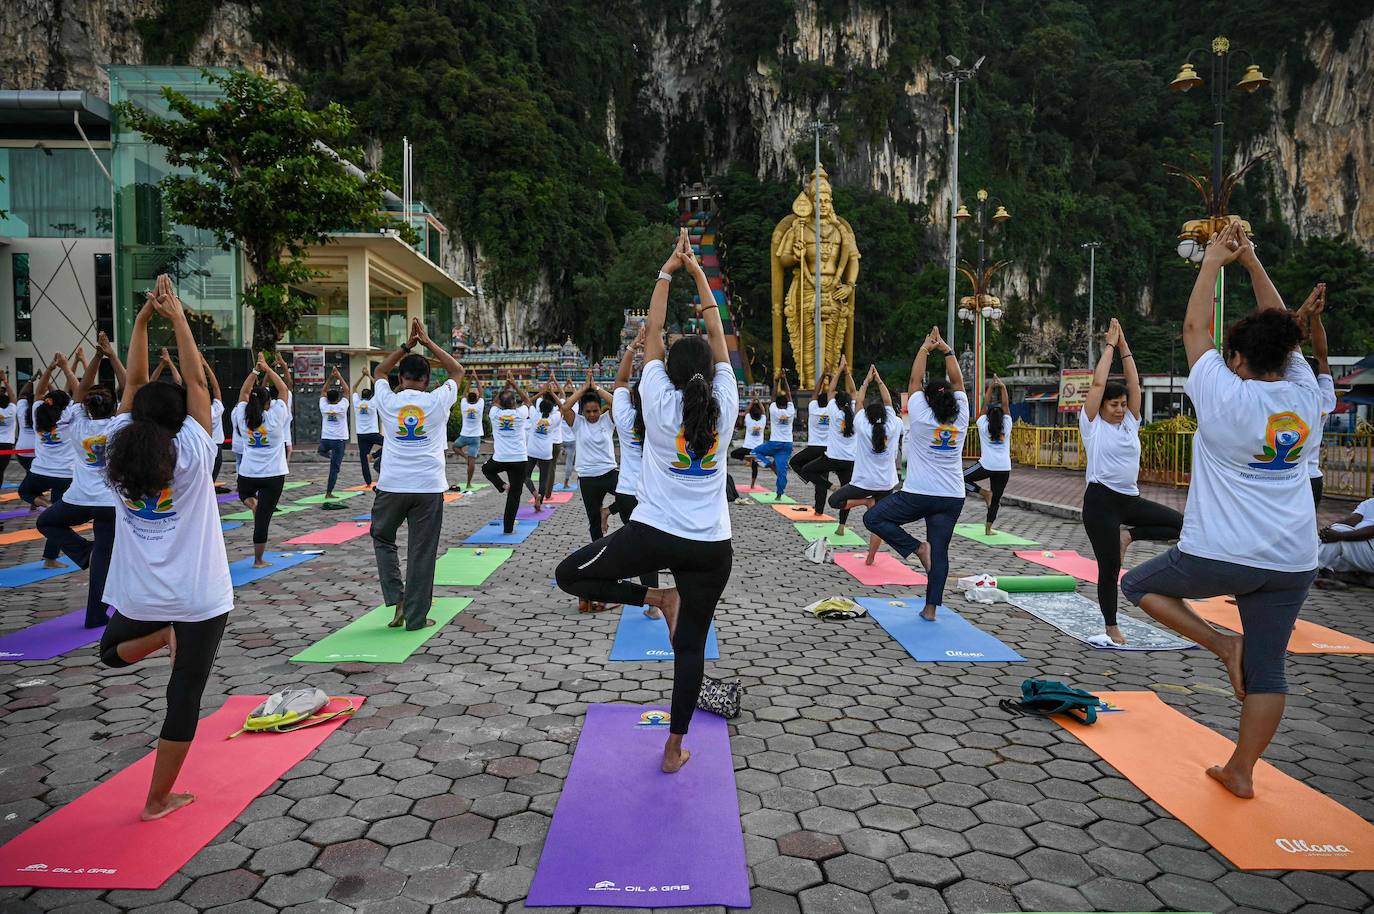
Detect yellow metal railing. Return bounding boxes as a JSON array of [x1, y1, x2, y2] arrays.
[[1321, 430, 1374, 499], [1009, 424, 1086, 470]]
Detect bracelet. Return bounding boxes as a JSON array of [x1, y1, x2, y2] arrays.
[[940, 349, 954, 357], [657, 271, 672, 283], [1122, 353, 1134, 360]]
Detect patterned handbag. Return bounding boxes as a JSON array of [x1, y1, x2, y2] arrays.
[[696, 675, 743, 719]]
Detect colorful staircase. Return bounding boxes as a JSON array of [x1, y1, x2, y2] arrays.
[[681, 209, 749, 383]]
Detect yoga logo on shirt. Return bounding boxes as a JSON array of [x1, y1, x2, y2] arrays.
[[39, 428, 63, 446], [496, 414, 519, 432], [396, 405, 428, 440], [123, 486, 175, 520], [669, 429, 720, 477], [358, 403, 370, 414], [82, 434, 108, 468], [817, 414, 830, 428], [534, 418, 551, 436], [778, 412, 792, 425], [636, 710, 671, 728], [246, 426, 271, 448], [1248, 411, 1310, 471], [929, 425, 961, 451]]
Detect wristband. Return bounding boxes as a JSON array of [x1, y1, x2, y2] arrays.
[[1122, 354, 1134, 360], [657, 270, 672, 283], [940, 348, 954, 357]]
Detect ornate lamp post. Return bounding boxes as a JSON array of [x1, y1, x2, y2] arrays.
[[939, 54, 985, 348], [955, 188, 1010, 416], [1166, 36, 1271, 346]]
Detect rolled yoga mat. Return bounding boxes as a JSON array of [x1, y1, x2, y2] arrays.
[[285, 522, 371, 546], [0, 557, 79, 588], [1005, 591, 1196, 651], [1014, 548, 1122, 583], [1054, 691, 1374, 871], [995, 574, 1078, 593], [292, 598, 471, 663], [609, 604, 720, 661], [1189, 596, 1374, 655], [793, 523, 864, 546], [526, 704, 750, 907], [229, 551, 321, 587], [0, 610, 101, 661], [856, 597, 1024, 663], [953, 524, 1039, 546], [464, 520, 537, 545], [0, 695, 362, 889], [434, 547, 513, 586], [833, 552, 927, 586]]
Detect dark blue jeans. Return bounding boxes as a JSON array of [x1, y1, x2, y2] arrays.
[[862, 490, 963, 608], [318, 439, 346, 493], [751, 441, 794, 495], [37, 501, 115, 627]]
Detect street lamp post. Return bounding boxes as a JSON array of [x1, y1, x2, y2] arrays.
[[1081, 241, 1102, 366], [955, 188, 1010, 416], [804, 120, 836, 383], [939, 55, 984, 348]]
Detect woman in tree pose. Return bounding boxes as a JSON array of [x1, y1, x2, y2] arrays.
[[729, 399, 767, 489], [317, 366, 352, 499], [963, 375, 1012, 537], [232, 355, 292, 568], [1079, 318, 1183, 645], [100, 275, 232, 821], [452, 369, 485, 491], [863, 327, 968, 620], [830, 365, 900, 565], [522, 381, 561, 511], [752, 372, 795, 499], [555, 230, 736, 773], [798, 358, 857, 534], [1122, 221, 1321, 798], [22, 356, 77, 567], [611, 324, 661, 610], [789, 368, 831, 485], [482, 371, 532, 535], [353, 367, 382, 489], [562, 369, 618, 544]]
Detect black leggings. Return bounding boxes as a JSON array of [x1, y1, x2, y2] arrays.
[[481, 458, 529, 534], [1310, 476, 1323, 509], [798, 455, 854, 520], [789, 445, 825, 477], [19, 472, 71, 560], [37, 501, 115, 627], [829, 483, 894, 516], [555, 521, 732, 735], [212, 447, 224, 483], [237, 474, 285, 545], [578, 470, 619, 543], [358, 433, 383, 486], [963, 462, 1011, 525], [0, 449, 11, 486], [1082, 482, 1184, 626], [613, 492, 660, 588], [99, 611, 228, 741], [729, 447, 759, 485], [523, 456, 554, 500]]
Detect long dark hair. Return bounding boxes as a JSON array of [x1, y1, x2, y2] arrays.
[[35, 391, 71, 433], [748, 400, 763, 421], [666, 335, 719, 458], [497, 388, 518, 409], [85, 386, 116, 421], [325, 387, 342, 404], [986, 403, 1006, 443], [106, 383, 186, 501], [539, 393, 557, 417], [245, 384, 269, 430], [865, 397, 888, 452], [1226, 308, 1302, 376], [18, 383, 33, 428], [923, 381, 959, 424], [835, 390, 855, 437], [631, 382, 645, 442]]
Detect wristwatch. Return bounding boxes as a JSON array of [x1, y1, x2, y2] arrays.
[[657, 270, 673, 283]]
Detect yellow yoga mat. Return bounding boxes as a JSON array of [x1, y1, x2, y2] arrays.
[[1189, 596, 1374, 654], [1055, 691, 1374, 871]]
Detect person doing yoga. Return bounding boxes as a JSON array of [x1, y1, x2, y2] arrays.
[[863, 327, 967, 621], [0, 369, 19, 488], [798, 358, 857, 533], [789, 369, 831, 481], [611, 325, 662, 606], [1080, 318, 1183, 645], [563, 369, 618, 544], [100, 275, 232, 821], [353, 368, 382, 489], [20, 356, 76, 527], [522, 382, 561, 510], [482, 371, 532, 535], [232, 356, 291, 568], [730, 399, 767, 488], [1121, 220, 1322, 799], [963, 376, 1012, 537], [1295, 284, 1336, 508], [752, 373, 795, 498], [317, 367, 352, 498], [831, 365, 899, 565], [555, 229, 736, 773], [453, 369, 485, 491]]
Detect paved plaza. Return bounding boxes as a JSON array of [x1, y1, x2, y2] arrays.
[[0, 455, 1371, 914]]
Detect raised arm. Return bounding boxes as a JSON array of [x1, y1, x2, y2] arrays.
[[872, 366, 893, 407], [412, 318, 464, 380], [615, 326, 645, 390], [75, 346, 105, 403], [826, 358, 842, 399], [1112, 320, 1141, 419], [996, 375, 1010, 415], [645, 234, 684, 364], [0, 367, 12, 401], [37, 356, 60, 400], [151, 275, 210, 432], [201, 352, 221, 403], [1083, 322, 1119, 421], [1185, 220, 1243, 367], [843, 363, 858, 398], [97, 331, 127, 393], [237, 359, 260, 404], [560, 373, 592, 426], [928, 326, 962, 391], [680, 231, 729, 365], [118, 292, 157, 414], [909, 328, 935, 392], [1308, 285, 1330, 376], [1236, 226, 1284, 313], [374, 320, 419, 380]]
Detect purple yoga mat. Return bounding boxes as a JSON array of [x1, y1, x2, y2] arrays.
[[526, 704, 749, 908], [0, 610, 101, 661], [515, 504, 557, 521], [216, 492, 239, 504], [0, 509, 32, 521]]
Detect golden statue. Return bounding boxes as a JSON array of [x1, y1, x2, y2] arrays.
[[770, 166, 861, 387]]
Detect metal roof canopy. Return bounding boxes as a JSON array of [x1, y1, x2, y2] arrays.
[[0, 90, 112, 138]]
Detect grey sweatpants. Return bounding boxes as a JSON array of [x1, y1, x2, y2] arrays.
[[370, 490, 445, 630]]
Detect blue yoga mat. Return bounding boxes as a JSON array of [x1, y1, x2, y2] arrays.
[[229, 551, 321, 587], [0, 557, 79, 588], [552, 483, 576, 492], [464, 520, 538, 545], [609, 605, 719, 661], [353, 514, 371, 521], [856, 597, 1024, 663], [221, 521, 243, 532]]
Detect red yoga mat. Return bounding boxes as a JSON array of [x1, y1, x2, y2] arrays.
[[0, 695, 362, 889], [834, 552, 927, 586], [1013, 549, 1122, 584], [285, 522, 371, 546]]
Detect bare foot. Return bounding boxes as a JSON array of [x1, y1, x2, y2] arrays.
[[43, 559, 65, 569], [142, 792, 196, 821], [325, 492, 338, 499], [650, 587, 681, 641], [1206, 764, 1255, 799], [834, 524, 846, 537], [166, 625, 177, 666], [643, 606, 662, 619], [1120, 528, 1133, 563], [920, 604, 938, 622], [979, 488, 992, 507], [1214, 633, 1246, 701], [915, 542, 932, 573], [243, 496, 257, 512], [533, 496, 544, 511], [984, 524, 995, 537], [662, 743, 692, 774], [252, 560, 272, 569], [388, 609, 404, 628], [1106, 625, 1127, 645]]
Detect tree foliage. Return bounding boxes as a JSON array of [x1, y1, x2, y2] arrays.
[[571, 223, 693, 360]]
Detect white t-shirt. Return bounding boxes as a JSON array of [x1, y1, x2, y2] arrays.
[[806, 399, 831, 447], [612, 387, 645, 496], [0, 402, 16, 444], [560, 403, 577, 445], [1079, 410, 1141, 496], [282, 392, 293, 448], [741, 412, 766, 448], [210, 399, 225, 446], [319, 397, 350, 441], [631, 359, 739, 541], [977, 414, 1013, 472], [61, 404, 116, 507], [230, 403, 245, 456], [103, 415, 232, 623], [372, 378, 458, 493], [851, 405, 900, 492], [1306, 374, 1337, 479], [526, 406, 558, 460], [1180, 350, 1321, 572], [903, 390, 970, 498], [574, 410, 617, 476], [233, 400, 291, 478], [353, 393, 379, 435], [1349, 498, 1374, 529], [30, 400, 74, 478], [823, 401, 858, 461], [458, 397, 486, 439], [768, 402, 795, 444], [490, 405, 530, 462], [15, 399, 35, 451]]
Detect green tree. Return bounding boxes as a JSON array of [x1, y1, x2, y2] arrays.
[[1267, 235, 1374, 354], [115, 68, 403, 352], [571, 223, 693, 359]]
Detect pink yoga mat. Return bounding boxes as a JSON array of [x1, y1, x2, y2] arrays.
[[284, 522, 371, 545], [543, 491, 574, 505], [0, 695, 361, 889], [834, 552, 927, 586], [1013, 549, 1122, 584]]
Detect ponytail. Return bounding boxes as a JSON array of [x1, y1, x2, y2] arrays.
[[836, 390, 855, 437], [865, 400, 887, 453], [986, 404, 1006, 443], [35, 391, 71, 433], [631, 383, 646, 443], [106, 383, 187, 501], [245, 385, 268, 430], [665, 335, 720, 458]]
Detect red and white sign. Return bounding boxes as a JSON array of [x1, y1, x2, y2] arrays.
[[292, 347, 326, 384], [1058, 369, 1094, 413]]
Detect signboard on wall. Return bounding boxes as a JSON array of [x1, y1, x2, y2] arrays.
[[1058, 369, 1094, 413], [292, 347, 326, 384]]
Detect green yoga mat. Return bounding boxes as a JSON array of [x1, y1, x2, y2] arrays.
[[292, 597, 472, 663], [295, 491, 363, 505], [282, 481, 312, 491], [222, 504, 309, 521], [434, 547, 513, 585], [954, 524, 1040, 546], [794, 523, 865, 546], [996, 574, 1077, 593], [751, 492, 796, 504]]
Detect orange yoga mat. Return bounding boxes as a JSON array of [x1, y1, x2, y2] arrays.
[[0, 492, 19, 503], [1056, 691, 1374, 871], [771, 504, 835, 523], [1189, 596, 1374, 655], [0, 524, 91, 546]]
